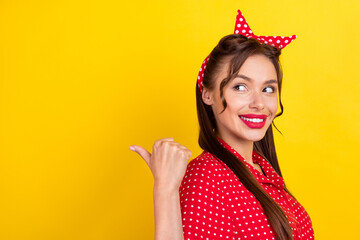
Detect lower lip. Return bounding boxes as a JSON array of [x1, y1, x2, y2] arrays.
[[239, 116, 266, 129]]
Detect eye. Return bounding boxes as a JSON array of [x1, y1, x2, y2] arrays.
[[263, 86, 276, 93], [233, 84, 247, 92]]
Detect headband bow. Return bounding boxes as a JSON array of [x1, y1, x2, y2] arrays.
[[197, 9, 297, 94]]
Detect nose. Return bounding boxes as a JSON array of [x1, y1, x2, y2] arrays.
[[249, 91, 265, 110]]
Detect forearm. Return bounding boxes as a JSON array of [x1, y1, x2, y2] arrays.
[[153, 184, 184, 240]]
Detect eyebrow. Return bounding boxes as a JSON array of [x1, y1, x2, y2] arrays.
[[235, 74, 278, 84]]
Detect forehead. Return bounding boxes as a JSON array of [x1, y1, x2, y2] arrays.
[[218, 54, 278, 83], [239, 54, 277, 76]]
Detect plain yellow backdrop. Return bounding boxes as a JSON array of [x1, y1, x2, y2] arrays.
[[0, 0, 359, 239]]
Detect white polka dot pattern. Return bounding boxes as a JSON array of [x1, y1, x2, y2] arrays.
[[197, 9, 297, 94], [179, 137, 314, 239], [233, 9, 297, 50]]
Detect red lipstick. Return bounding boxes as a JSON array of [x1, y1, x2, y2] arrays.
[[238, 114, 267, 129]]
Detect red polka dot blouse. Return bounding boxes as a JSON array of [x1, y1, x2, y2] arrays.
[[179, 137, 314, 239]]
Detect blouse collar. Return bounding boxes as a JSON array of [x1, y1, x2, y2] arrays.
[[216, 136, 285, 190]]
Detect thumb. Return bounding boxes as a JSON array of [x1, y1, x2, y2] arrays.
[[129, 145, 151, 167]]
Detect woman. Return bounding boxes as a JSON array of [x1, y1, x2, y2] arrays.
[[130, 10, 314, 240]]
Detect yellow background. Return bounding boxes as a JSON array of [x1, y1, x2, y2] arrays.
[[0, 0, 359, 239]]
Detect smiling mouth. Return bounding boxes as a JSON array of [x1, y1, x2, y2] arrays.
[[239, 116, 264, 123], [238, 114, 267, 129]]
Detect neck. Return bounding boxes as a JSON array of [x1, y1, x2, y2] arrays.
[[216, 133, 254, 166]]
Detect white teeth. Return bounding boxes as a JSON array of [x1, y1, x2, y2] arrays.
[[240, 116, 264, 123]]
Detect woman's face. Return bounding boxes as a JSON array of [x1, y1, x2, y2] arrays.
[[202, 54, 279, 144]]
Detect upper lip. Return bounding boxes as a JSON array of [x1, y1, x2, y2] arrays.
[[239, 114, 267, 119]]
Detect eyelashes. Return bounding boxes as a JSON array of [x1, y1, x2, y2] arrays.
[[263, 86, 276, 93], [233, 84, 247, 91], [232, 84, 277, 93]]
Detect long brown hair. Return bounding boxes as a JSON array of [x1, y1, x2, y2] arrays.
[[196, 34, 296, 240]]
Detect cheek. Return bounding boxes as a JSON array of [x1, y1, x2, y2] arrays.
[[270, 100, 279, 115], [269, 99, 279, 115]]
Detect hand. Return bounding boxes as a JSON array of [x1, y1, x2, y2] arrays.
[[130, 138, 192, 192]]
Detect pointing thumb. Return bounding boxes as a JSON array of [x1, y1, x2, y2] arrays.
[[130, 145, 151, 167]]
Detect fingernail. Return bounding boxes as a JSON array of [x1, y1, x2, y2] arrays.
[[129, 146, 135, 151]]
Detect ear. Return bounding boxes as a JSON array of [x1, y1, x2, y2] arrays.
[[202, 88, 214, 106]]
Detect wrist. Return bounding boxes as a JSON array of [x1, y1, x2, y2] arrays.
[[153, 182, 179, 195]]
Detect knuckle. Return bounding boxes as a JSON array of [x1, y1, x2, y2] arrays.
[[154, 139, 162, 146], [163, 140, 172, 146], [154, 138, 169, 146], [181, 148, 189, 156]]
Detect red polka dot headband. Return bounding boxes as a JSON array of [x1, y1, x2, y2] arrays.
[[197, 9, 297, 94]]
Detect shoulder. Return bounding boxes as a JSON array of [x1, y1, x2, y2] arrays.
[[179, 151, 238, 194], [184, 151, 230, 178], [186, 151, 222, 171]]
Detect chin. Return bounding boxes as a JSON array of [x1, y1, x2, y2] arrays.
[[243, 131, 268, 142]]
